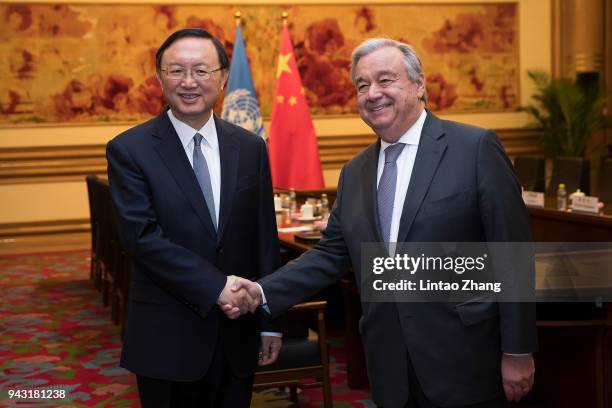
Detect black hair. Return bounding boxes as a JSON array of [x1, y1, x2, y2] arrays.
[[155, 28, 229, 73]]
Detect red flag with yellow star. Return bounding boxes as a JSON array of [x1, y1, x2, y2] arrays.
[[268, 25, 324, 190]]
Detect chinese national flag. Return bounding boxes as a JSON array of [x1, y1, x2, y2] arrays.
[[268, 25, 324, 190]]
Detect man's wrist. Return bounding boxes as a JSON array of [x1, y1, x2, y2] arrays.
[[216, 276, 229, 304]]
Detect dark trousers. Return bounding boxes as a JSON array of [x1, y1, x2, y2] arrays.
[[136, 331, 253, 408], [381, 353, 508, 408]]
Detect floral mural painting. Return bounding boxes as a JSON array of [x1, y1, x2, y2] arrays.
[[0, 3, 518, 125]]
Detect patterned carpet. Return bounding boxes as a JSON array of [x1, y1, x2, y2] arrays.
[[0, 251, 373, 407]]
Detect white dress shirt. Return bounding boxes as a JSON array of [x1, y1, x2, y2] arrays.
[[168, 109, 221, 227], [377, 109, 426, 243]]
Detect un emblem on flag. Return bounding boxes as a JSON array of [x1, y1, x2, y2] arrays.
[[222, 89, 265, 138]]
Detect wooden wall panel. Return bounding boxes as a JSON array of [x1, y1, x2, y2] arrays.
[[0, 129, 541, 184]]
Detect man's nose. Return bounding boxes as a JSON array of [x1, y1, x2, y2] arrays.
[[180, 72, 198, 87], [366, 83, 383, 100]]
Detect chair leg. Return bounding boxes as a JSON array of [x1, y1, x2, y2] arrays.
[[101, 265, 109, 307], [289, 385, 298, 402], [119, 297, 128, 339], [93, 257, 102, 290], [89, 252, 95, 280], [322, 345, 333, 408], [110, 280, 119, 324], [322, 379, 332, 408]]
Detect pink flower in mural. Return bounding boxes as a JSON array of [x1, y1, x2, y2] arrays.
[[354, 7, 376, 33], [154, 6, 178, 31], [185, 16, 227, 45], [498, 85, 517, 109], [132, 76, 164, 115], [0, 90, 22, 114], [423, 5, 515, 54], [426, 74, 458, 111], [5, 4, 33, 31], [60, 80, 93, 113], [305, 19, 345, 54], [37, 5, 92, 37], [295, 19, 355, 114], [98, 75, 134, 110]]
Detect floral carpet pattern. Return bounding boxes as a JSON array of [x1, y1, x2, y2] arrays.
[[0, 251, 373, 407]]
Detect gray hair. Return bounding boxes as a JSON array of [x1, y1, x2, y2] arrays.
[[350, 38, 427, 103]]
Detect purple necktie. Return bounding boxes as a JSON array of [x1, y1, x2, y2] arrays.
[[377, 143, 405, 242]]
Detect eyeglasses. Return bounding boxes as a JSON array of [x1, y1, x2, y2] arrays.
[[161, 65, 224, 81]]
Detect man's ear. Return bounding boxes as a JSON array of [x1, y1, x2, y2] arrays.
[[415, 74, 426, 99], [221, 68, 229, 90]]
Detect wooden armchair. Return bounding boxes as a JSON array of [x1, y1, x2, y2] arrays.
[[254, 300, 332, 408]]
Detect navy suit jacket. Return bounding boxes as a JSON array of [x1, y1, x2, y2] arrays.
[[260, 112, 538, 407], [107, 112, 279, 381]]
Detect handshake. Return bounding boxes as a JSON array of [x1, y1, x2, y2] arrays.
[[216, 275, 263, 319]]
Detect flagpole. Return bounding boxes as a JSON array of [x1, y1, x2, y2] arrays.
[[234, 11, 241, 26], [281, 11, 288, 26]]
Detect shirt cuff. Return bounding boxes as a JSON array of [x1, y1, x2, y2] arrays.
[[261, 331, 283, 337], [255, 282, 271, 315]]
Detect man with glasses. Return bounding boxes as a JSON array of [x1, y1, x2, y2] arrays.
[[106, 28, 281, 408]]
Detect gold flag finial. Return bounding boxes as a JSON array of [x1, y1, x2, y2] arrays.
[[281, 11, 288, 25], [234, 11, 241, 25]]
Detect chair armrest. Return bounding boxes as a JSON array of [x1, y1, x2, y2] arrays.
[[290, 300, 327, 312]]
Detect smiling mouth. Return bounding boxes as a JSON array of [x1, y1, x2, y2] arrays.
[[369, 104, 390, 112], [179, 93, 200, 101]]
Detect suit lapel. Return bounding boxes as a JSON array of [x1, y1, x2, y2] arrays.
[[397, 112, 447, 242], [152, 112, 217, 239], [215, 117, 239, 244], [361, 141, 383, 242]]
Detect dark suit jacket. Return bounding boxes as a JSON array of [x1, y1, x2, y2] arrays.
[[260, 112, 538, 407], [107, 112, 279, 382]]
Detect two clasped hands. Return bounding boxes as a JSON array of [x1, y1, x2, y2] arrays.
[[217, 275, 262, 319]]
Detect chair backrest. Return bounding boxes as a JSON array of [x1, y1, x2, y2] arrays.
[[513, 156, 546, 192], [597, 158, 612, 205], [85, 175, 100, 249], [547, 157, 590, 196], [93, 178, 111, 263]]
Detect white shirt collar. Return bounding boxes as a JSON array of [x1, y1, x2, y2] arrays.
[[167, 109, 218, 150], [380, 109, 427, 151]]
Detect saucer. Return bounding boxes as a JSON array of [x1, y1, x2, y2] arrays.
[[297, 216, 321, 221]]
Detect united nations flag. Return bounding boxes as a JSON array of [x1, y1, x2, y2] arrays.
[[222, 24, 265, 138]]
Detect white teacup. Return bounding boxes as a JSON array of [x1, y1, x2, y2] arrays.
[[300, 203, 314, 219], [274, 195, 282, 211]]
